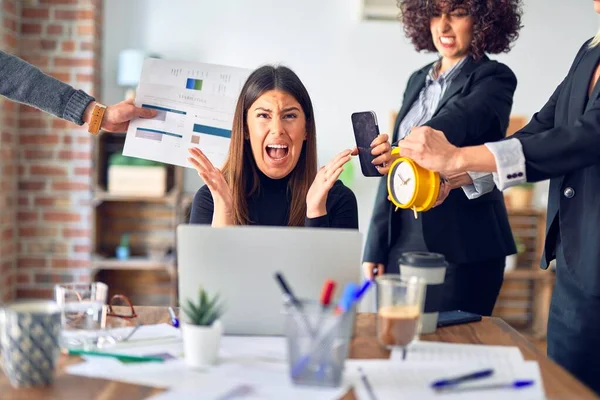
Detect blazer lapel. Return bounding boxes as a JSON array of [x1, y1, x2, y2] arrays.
[[570, 45, 600, 119], [433, 56, 480, 114], [392, 69, 427, 142]]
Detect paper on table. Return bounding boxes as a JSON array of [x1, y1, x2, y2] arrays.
[[391, 341, 524, 365], [68, 355, 350, 400], [123, 58, 252, 169], [67, 334, 351, 399], [349, 359, 545, 400], [106, 323, 181, 345]]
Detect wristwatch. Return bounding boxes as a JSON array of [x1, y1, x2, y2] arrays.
[[87, 102, 107, 135]]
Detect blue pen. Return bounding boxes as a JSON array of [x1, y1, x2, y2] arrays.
[[168, 307, 179, 328], [434, 380, 535, 393], [431, 368, 494, 389], [354, 280, 372, 302]]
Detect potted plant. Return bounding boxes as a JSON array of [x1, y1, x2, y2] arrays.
[[116, 233, 130, 260], [181, 287, 224, 368]]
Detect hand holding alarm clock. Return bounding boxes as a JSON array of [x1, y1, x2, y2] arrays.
[[351, 111, 445, 219], [387, 147, 441, 218]]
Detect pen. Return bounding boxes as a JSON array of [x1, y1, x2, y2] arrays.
[[274, 272, 302, 307], [64, 349, 164, 363], [434, 380, 535, 393], [274, 272, 314, 336], [354, 279, 372, 301], [168, 307, 179, 328], [320, 280, 336, 310], [431, 368, 494, 388], [315, 279, 337, 379], [358, 367, 379, 400]]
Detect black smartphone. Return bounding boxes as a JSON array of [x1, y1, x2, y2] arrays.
[[351, 111, 381, 177], [437, 310, 482, 327]]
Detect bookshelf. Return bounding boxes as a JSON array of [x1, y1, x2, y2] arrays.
[[91, 131, 193, 306], [493, 207, 555, 338]]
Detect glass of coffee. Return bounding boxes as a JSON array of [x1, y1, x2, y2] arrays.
[[375, 275, 426, 358]]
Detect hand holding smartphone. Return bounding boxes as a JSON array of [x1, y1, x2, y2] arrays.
[[351, 111, 382, 177]]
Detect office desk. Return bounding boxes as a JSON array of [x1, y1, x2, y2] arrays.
[[1, 307, 596, 399]]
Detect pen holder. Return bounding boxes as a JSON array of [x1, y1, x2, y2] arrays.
[[283, 300, 354, 388]]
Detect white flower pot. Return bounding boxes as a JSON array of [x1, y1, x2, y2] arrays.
[[181, 320, 222, 368]]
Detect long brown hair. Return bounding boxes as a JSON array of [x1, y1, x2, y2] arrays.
[[221, 65, 318, 226]]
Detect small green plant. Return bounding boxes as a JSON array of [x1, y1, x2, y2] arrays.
[[119, 233, 130, 248], [182, 287, 224, 326]]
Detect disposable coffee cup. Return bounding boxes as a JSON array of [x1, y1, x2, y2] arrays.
[[398, 252, 448, 334]]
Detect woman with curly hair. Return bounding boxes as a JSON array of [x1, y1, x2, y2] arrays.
[[363, 0, 523, 316]]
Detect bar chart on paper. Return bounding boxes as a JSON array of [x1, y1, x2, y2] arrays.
[[124, 58, 252, 169]]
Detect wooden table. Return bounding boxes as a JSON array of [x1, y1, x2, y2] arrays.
[[1, 307, 596, 399]]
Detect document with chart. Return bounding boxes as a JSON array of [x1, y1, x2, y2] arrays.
[[123, 58, 251, 168]]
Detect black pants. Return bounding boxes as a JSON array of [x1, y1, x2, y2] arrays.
[[547, 243, 600, 395], [386, 252, 505, 317]]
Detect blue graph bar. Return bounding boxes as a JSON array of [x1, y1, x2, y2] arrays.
[[141, 104, 187, 115], [137, 127, 183, 139], [192, 124, 231, 139]]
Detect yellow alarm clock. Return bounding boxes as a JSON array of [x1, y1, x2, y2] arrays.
[[387, 147, 441, 217]]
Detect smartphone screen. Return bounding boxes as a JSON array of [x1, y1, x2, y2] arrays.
[[351, 111, 381, 177]]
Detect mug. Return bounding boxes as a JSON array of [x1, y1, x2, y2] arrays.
[[0, 300, 62, 388]]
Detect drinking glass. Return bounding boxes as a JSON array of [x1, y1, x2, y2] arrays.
[[54, 282, 108, 349], [375, 275, 426, 359]]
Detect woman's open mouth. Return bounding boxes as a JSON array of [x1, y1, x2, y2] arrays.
[[265, 144, 289, 162]]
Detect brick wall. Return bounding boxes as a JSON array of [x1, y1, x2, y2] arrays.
[[0, 0, 20, 302], [3, 0, 103, 299]]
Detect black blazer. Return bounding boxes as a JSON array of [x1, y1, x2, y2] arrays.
[[513, 39, 600, 296], [364, 56, 517, 265]]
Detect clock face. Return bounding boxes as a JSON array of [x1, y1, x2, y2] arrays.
[[390, 161, 416, 205]]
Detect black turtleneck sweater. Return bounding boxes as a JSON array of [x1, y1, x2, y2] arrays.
[[189, 171, 358, 229]]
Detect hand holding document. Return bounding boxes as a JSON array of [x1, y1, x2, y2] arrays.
[[123, 58, 252, 169]]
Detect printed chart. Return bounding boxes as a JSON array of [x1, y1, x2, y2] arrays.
[[124, 58, 251, 169]]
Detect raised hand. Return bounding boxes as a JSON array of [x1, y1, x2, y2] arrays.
[[306, 149, 353, 218], [188, 147, 233, 221]]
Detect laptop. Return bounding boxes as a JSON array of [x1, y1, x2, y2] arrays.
[[176, 225, 362, 336]]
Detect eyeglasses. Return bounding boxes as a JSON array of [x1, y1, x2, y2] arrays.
[[100, 294, 143, 345], [106, 294, 138, 320]]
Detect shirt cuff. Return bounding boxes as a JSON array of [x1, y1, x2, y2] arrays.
[[484, 138, 527, 190], [461, 172, 495, 199]]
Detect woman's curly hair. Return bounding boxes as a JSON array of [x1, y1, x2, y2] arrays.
[[398, 0, 523, 60]]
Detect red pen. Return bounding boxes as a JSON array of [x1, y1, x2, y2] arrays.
[[320, 280, 336, 309]]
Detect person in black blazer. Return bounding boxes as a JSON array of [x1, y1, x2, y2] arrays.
[[363, 0, 523, 316], [397, 4, 600, 393]]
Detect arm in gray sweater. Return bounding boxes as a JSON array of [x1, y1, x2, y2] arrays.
[[0, 50, 94, 125]]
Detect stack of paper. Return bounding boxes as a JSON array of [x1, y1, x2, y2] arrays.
[[349, 342, 546, 400]]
